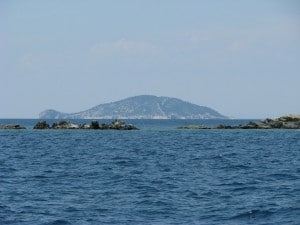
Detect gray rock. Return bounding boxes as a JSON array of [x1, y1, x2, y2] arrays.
[[2, 119, 139, 130], [239, 121, 260, 129], [177, 115, 300, 130], [215, 124, 233, 129], [107, 119, 138, 130], [79, 124, 91, 129], [0, 124, 26, 129], [52, 121, 79, 129], [224, 115, 300, 129], [90, 120, 100, 129], [33, 121, 50, 129], [33, 120, 139, 130]]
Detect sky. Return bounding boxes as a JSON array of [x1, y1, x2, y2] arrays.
[[1, 0, 300, 118]]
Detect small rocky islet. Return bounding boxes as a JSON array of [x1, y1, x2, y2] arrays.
[[177, 115, 300, 130], [34, 119, 138, 130], [0, 124, 26, 129], [0, 119, 138, 130]]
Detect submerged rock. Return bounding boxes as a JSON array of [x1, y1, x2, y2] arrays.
[[0, 124, 26, 129], [177, 125, 210, 129]]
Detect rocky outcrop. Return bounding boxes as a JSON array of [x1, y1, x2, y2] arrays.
[[93, 119, 138, 130], [33, 121, 50, 129], [90, 120, 100, 129], [33, 119, 138, 130], [108, 119, 138, 130], [177, 115, 300, 130], [215, 124, 235, 129], [0, 124, 26, 129], [243, 115, 300, 129], [52, 121, 80, 129]]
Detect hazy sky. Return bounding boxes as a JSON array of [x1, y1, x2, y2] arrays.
[[1, 0, 300, 118]]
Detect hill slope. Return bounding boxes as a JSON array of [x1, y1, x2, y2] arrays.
[[39, 95, 227, 119]]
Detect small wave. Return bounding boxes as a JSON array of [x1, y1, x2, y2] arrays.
[[185, 190, 201, 199], [232, 164, 251, 169], [218, 181, 245, 187], [230, 209, 274, 220], [43, 219, 71, 225], [232, 185, 258, 192], [136, 185, 160, 193], [95, 208, 109, 213], [0, 204, 15, 217], [212, 154, 223, 159], [64, 206, 79, 212], [32, 175, 49, 179], [267, 173, 299, 180], [137, 199, 170, 208]]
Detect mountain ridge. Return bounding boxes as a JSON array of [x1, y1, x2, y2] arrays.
[[39, 95, 227, 119]]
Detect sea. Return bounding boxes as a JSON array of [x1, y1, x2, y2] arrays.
[[0, 119, 299, 225]]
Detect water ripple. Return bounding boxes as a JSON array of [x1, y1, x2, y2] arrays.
[[0, 126, 299, 224]]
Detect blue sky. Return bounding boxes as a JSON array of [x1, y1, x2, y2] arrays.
[[1, 0, 300, 118]]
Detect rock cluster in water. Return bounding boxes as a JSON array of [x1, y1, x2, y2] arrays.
[[33, 119, 138, 130], [0, 124, 26, 129], [0, 120, 138, 130], [178, 115, 300, 130]]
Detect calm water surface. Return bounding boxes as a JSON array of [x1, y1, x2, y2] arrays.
[[0, 120, 299, 224]]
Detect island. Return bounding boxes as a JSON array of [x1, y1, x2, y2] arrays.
[[39, 95, 227, 119]]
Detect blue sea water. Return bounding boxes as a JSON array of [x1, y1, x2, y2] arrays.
[[0, 119, 299, 225]]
